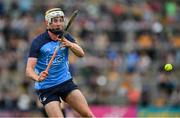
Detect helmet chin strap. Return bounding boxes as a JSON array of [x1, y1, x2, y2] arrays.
[[47, 28, 64, 38]]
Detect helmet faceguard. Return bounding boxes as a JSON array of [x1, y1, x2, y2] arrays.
[[45, 8, 65, 36], [45, 8, 65, 25]]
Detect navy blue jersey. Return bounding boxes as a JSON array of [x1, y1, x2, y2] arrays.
[[29, 31, 75, 90]]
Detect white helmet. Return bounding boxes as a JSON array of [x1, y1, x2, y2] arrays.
[[45, 8, 64, 25]]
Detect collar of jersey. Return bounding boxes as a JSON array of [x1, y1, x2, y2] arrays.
[[45, 30, 59, 42]]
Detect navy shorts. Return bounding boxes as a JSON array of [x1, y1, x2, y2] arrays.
[[36, 79, 78, 106]]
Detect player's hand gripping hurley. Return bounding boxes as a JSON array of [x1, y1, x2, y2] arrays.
[[38, 10, 78, 81]]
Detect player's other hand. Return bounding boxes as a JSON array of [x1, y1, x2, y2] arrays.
[[38, 71, 48, 82]]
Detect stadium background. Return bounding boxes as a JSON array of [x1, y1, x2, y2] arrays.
[[0, 0, 180, 117]]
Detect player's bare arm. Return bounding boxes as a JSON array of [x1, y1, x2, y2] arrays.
[[26, 58, 47, 81], [59, 37, 85, 57]]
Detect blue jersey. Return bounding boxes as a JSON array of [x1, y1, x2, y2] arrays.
[[29, 31, 75, 90]]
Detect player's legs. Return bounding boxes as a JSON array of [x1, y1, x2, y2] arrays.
[[44, 101, 64, 117], [61, 100, 67, 117], [64, 89, 95, 117], [36, 84, 65, 117]]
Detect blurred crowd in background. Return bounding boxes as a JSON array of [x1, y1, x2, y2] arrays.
[[0, 0, 180, 116]]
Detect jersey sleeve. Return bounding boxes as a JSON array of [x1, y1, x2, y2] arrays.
[[28, 39, 40, 58], [65, 33, 76, 43]]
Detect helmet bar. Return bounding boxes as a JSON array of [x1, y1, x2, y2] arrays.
[[45, 8, 64, 24]]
